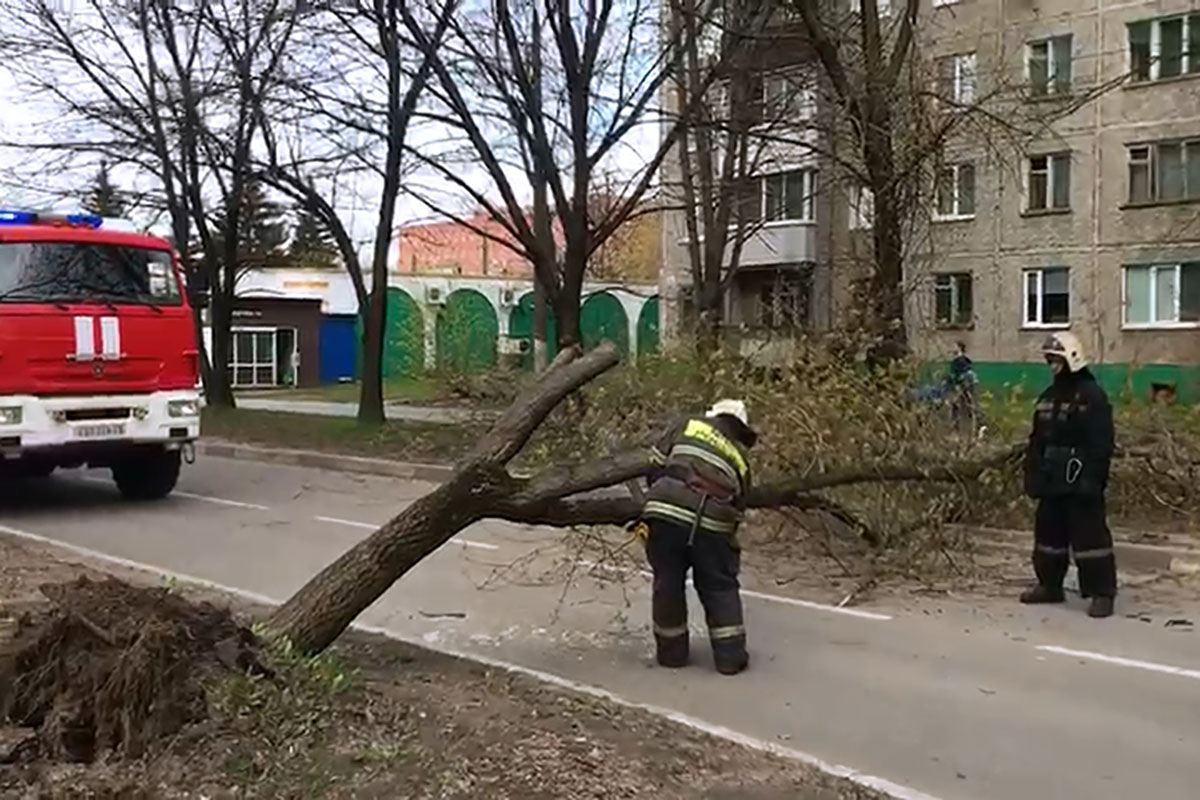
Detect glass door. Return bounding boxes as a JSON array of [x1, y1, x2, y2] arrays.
[[231, 328, 278, 387]]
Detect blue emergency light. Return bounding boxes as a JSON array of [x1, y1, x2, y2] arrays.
[[0, 209, 103, 228]]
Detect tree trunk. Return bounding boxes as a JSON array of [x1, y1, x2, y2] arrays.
[[269, 343, 624, 654], [268, 340, 1023, 655], [206, 286, 236, 408], [533, 276, 549, 372], [358, 285, 387, 425], [556, 251, 585, 350], [268, 474, 488, 653], [695, 275, 723, 356]]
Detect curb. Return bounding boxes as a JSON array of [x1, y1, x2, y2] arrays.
[[198, 440, 455, 483]]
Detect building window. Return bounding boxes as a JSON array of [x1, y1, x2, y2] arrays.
[[1023, 267, 1070, 327], [1129, 15, 1200, 82], [936, 163, 976, 219], [1027, 153, 1071, 212], [849, 184, 874, 230], [850, 0, 891, 16], [761, 72, 816, 122], [753, 269, 811, 330], [1027, 35, 1072, 96], [937, 53, 977, 105], [934, 273, 973, 327], [1124, 263, 1200, 326], [1127, 139, 1200, 205], [763, 169, 816, 223]]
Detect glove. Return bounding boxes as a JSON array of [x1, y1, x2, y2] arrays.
[[627, 520, 650, 544]]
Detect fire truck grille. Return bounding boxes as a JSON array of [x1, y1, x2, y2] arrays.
[[64, 408, 132, 422]]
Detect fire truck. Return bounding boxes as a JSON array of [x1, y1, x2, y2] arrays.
[[0, 209, 201, 499]]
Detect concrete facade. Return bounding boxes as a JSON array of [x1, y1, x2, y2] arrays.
[[659, 0, 1200, 397]]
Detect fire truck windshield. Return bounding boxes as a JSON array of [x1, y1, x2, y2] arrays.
[[0, 242, 182, 306]]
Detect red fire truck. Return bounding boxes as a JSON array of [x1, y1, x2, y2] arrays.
[[0, 209, 200, 499]]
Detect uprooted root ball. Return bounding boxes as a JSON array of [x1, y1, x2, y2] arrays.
[[0, 576, 266, 763]]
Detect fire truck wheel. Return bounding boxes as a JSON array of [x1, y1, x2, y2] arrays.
[[112, 448, 182, 501]]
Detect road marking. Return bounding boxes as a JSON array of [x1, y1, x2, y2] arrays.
[[577, 560, 892, 621], [0, 523, 937, 800], [80, 476, 270, 511], [314, 515, 499, 551], [1036, 645, 1200, 682]]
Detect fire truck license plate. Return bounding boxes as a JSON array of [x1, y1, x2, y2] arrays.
[[73, 424, 126, 439]]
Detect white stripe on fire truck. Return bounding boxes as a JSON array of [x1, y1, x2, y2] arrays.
[[100, 316, 120, 358], [73, 316, 95, 358]]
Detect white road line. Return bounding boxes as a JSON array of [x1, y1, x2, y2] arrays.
[[0, 523, 938, 800], [80, 476, 270, 511], [577, 559, 893, 621], [314, 515, 499, 551], [1036, 645, 1200, 682]]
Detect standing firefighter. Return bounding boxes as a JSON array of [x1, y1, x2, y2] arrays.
[[640, 399, 757, 675], [1021, 331, 1117, 618]]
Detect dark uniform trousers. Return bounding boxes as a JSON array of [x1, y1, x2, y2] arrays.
[[645, 518, 747, 673], [1033, 495, 1117, 598]]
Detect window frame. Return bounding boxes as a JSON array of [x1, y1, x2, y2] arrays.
[[848, 184, 874, 230], [1127, 14, 1200, 83], [934, 162, 977, 220], [937, 52, 977, 106], [760, 168, 817, 224], [1125, 139, 1200, 205], [934, 272, 974, 328], [1026, 34, 1073, 97], [1121, 262, 1200, 329], [1025, 152, 1072, 213], [758, 70, 816, 124], [1022, 267, 1071, 329], [751, 268, 812, 331]]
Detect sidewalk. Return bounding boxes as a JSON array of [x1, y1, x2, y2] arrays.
[[236, 397, 500, 425]]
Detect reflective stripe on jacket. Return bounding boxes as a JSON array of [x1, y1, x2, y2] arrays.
[[643, 417, 752, 535]]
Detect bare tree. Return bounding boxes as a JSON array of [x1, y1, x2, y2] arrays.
[[0, 0, 299, 407], [252, 0, 453, 424], [780, 0, 1117, 362], [667, 0, 805, 349], [400, 0, 705, 350]]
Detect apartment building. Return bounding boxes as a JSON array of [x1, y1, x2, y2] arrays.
[[660, 0, 1200, 400]]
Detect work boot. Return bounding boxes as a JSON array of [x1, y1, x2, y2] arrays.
[[1020, 585, 1065, 604], [655, 636, 689, 668], [1088, 596, 1115, 618], [714, 652, 748, 676]]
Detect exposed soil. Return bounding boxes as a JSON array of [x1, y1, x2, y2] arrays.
[[0, 537, 885, 799]]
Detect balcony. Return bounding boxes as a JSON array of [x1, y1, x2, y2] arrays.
[[737, 221, 818, 267]]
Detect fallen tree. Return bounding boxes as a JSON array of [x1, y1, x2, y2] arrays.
[[268, 343, 1025, 655]]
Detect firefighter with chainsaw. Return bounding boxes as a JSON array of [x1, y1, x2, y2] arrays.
[[1021, 331, 1117, 618], [635, 399, 757, 675]]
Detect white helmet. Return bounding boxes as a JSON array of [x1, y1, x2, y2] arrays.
[[1041, 330, 1088, 373], [707, 398, 749, 426]]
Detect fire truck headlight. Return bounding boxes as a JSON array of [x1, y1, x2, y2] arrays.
[[0, 407, 23, 425], [168, 399, 199, 418]]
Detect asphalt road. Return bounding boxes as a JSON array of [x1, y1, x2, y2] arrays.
[[1, 455, 1198, 800]]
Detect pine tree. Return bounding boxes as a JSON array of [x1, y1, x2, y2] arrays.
[[213, 180, 289, 270], [289, 196, 338, 270], [85, 161, 127, 218]]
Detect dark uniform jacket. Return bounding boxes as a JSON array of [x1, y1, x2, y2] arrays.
[[643, 416, 753, 535], [1023, 368, 1114, 499]]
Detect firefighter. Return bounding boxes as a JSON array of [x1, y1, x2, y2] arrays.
[[1021, 331, 1117, 618], [640, 399, 757, 675]]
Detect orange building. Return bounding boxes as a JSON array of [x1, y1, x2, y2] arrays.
[[393, 212, 544, 278], [393, 207, 660, 281]]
